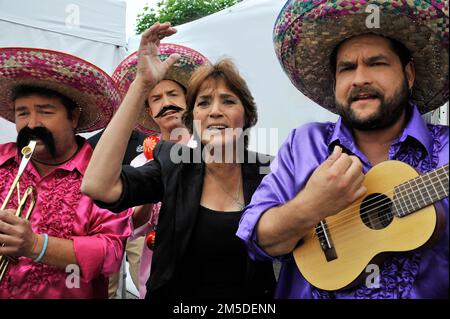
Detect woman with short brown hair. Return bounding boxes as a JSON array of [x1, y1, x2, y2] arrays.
[[83, 22, 276, 300]]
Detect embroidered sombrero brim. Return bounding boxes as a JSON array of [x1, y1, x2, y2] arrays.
[[274, 0, 449, 114], [0, 47, 120, 133], [112, 43, 209, 134]]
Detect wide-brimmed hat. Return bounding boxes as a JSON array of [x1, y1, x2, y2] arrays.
[[112, 43, 209, 134], [274, 0, 449, 114], [0, 47, 120, 133]]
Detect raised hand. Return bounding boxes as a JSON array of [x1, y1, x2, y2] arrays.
[[135, 22, 181, 90]]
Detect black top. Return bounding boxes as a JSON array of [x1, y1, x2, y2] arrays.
[[95, 141, 276, 300], [177, 206, 247, 299], [88, 129, 147, 165]]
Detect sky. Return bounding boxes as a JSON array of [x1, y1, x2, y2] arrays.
[[125, 0, 156, 39]]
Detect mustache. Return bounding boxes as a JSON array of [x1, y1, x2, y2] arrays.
[[17, 126, 56, 159], [154, 105, 184, 118], [348, 86, 383, 104]]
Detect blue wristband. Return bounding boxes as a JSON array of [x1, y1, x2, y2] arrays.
[[33, 233, 48, 263]]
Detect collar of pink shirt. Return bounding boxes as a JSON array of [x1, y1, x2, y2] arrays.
[[0, 136, 92, 176]]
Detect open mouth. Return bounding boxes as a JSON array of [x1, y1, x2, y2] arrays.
[[206, 124, 229, 132], [352, 93, 378, 102]]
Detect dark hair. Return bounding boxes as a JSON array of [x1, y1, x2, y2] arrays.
[[11, 85, 78, 119], [183, 58, 258, 148], [329, 34, 413, 77]]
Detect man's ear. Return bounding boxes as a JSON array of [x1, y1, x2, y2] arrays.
[[404, 60, 415, 90], [71, 107, 81, 129]]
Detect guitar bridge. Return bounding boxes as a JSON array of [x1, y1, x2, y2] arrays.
[[315, 220, 337, 262]]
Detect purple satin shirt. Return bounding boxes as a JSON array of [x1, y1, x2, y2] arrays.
[[237, 105, 449, 299]]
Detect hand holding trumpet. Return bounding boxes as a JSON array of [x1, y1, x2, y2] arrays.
[[0, 209, 40, 258], [0, 140, 38, 281]]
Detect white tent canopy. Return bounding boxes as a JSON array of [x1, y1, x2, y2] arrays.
[[129, 0, 337, 154], [0, 0, 127, 143]]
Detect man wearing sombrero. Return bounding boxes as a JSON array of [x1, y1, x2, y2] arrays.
[[113, 36, 208, 141], [238, 0, 448, 298], [0, 47, 132, 298], [107, 32, 208, 299]]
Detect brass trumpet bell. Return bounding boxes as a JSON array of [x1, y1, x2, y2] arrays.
[[0, 141, 37, 282]]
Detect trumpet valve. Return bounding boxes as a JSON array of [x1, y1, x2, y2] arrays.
[[6, 256, 18, 265]]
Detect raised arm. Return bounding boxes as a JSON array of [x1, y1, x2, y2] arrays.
[[81, 22, 180, 203]]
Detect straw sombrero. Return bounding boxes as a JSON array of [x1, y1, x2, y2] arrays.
[[112, 43, 209, 134], [0, 47, 120, 133], [274, 0, 449, 114]]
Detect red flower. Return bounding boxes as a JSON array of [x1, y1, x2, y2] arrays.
[[143, 135, 160, 160]]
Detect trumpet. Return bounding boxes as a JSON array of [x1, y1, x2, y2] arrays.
[[0, 140, 37, 282]]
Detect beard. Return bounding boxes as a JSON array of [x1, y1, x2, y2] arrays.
[[335, 79, 410, 131], [17, 126, 57, 159]]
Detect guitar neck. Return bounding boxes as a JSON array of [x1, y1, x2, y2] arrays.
[[393, 164, 449, 217]]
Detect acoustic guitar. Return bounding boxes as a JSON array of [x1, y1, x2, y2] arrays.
[[294, 160, 449, 291]]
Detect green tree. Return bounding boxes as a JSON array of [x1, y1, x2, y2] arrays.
[[135, 0, 241, 34]]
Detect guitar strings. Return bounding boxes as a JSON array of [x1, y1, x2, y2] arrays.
[[312, 186, 448, 244], [314, 166, 448, 232], [313, 187, 448, 240], [313, 167, 448, 237], [313, 182, 448, 237]]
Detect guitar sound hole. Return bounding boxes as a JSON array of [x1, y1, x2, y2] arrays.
[[360, 193, 393, 230]]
